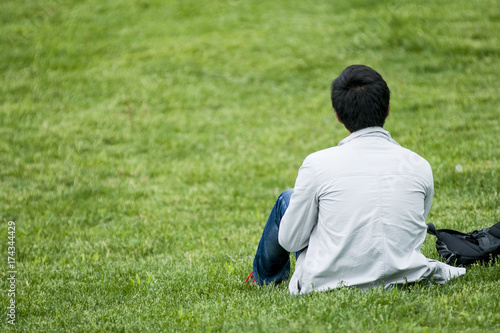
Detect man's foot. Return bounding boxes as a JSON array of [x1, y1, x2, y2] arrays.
[[245, 271, 256, 285]]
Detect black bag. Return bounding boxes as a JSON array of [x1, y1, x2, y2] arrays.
[[427, 222, 500, 266]]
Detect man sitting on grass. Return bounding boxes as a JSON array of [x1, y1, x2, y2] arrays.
[[246, 65, 466, 294]]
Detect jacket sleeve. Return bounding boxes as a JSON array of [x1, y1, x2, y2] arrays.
[[278, 155, 319, 252], [423, 168, 434, 221]]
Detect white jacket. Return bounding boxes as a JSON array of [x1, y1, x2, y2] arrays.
[[278, 127, 465, 294]]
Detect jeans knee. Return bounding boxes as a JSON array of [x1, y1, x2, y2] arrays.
[[279, 189, 294, 203], [275, 189, 294, 217]]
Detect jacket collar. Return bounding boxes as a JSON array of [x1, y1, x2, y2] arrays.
[[338, 126, 400, 146]]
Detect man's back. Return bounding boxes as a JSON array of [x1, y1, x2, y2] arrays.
[[279, 127, 463, 294]]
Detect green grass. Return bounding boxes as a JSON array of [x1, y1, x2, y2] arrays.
[[1, 0, 499, 331]]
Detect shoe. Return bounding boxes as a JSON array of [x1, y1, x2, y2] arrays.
[[245, 271, 256, 285]]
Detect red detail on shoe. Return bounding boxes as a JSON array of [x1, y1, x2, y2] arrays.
[[245, 272, 256, 285]]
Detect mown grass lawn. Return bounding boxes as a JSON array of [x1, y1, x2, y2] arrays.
[[1, 0, 499, 331]]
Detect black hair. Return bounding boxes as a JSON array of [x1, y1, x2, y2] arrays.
[[331, 65, 390, 132]]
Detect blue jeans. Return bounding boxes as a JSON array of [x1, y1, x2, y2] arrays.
[[252, 189, 303, 285]]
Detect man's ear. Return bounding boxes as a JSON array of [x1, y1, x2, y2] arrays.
[[334, 111, 343, 124], [386, 104, 390, 118]]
